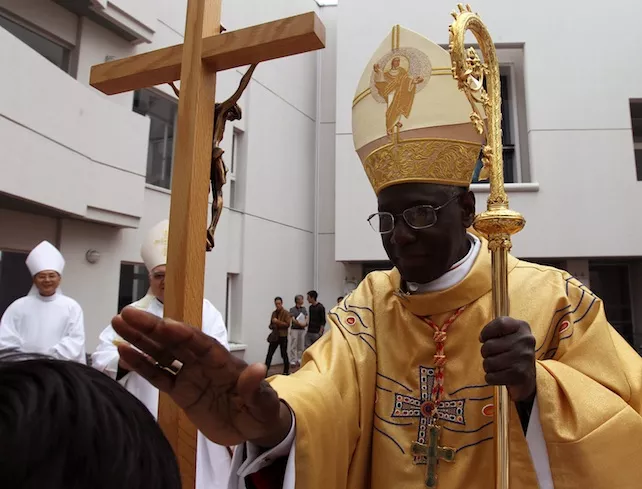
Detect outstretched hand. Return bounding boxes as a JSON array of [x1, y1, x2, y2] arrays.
[[112, 307, 292, 447]]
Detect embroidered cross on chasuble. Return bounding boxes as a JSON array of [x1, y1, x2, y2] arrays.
[[408, 306, 467, 487]]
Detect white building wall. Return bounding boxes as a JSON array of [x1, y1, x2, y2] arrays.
[[0, 210, 58, 251], [233, 0, 320, 364], [0, 1, 149, 227], [75, 17, 135, 107], [315, 6, 348, 306], [334, 0, 642, 261]]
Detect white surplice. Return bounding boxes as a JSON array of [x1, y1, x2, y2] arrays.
[[229, 233, 552, 489], [0, 290, 86, 363], [92, 294, 232, 489]]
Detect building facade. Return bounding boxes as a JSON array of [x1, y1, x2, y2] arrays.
[[0, 0, 641, 364]]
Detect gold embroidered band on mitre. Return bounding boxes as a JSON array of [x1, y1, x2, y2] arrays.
[[363, 138, 480, 194]]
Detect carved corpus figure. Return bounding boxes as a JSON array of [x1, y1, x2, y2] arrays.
[[169, 63, 257, 251]]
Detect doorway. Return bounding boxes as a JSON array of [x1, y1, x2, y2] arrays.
[[589, 261, 633, 345], [0, 250, 32, 316]]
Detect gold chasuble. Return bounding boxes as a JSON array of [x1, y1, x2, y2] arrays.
[[267, 24, 642, 489], [270, 247, 642, 488]]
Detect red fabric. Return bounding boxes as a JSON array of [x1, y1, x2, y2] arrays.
[[246, 457, 288, 489], [247, 457, 288, 489]]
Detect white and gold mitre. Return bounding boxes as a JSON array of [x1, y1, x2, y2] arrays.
[[141, 219, 169, 271], [352, 25, 483, 194]]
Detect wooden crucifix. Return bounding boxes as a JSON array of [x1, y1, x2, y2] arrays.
[[89, 2, 325, 487]]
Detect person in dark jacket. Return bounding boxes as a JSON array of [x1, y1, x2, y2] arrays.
[[305, 290, 326, 349]]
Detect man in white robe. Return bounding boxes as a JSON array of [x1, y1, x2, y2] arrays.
[[0, 241, 86, 363], [92, 219, 232, 489]]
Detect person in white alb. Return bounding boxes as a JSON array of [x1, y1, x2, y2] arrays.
[[91, 219, 232, 489], [0, 241, 86, 363]]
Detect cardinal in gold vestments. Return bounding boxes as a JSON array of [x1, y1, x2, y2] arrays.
[[266, 244, 642, 488], [110, 24, 642, 489]]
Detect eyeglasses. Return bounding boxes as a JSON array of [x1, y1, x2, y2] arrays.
[[367, 194, 460, 234], [151, 272, 165, 280]]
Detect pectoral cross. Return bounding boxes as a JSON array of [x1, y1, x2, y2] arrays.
[[89, 2, 324, 487], [411, 424, 456, 488]]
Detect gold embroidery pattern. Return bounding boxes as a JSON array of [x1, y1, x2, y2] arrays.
[[352, 66, 453, 108], [370, 47, 431, 135], [154, 229, 169, 257], [392, 24, 400, 50], [363, 138, 480, 194]]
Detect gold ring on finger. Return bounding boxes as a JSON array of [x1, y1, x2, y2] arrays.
[[154, 359, 183, 376]]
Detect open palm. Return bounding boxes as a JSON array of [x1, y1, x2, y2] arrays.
[[112, 307, 288, 447]]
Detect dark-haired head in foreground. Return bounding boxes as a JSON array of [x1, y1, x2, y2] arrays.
[[0, 352, 180, 489]]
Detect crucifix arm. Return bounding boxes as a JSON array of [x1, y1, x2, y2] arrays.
[[213, 64, 257, 145], [169, 82, 180, 98], [90, 12, 325, 96], [167, 62, 254, 106], [226, 64, 257, 108]]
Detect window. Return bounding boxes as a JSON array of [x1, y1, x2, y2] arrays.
[[0, 250, 31, 317], [630, 100, 642, 180], [523, 258, 566, 270], [362, 261, 392, 279], [133, 89, 178, 189], [118, 263, 149, 312], [0, 13, 70, 72], [589, 262, 634, 346], [224, 273, 239, 338], [228, 128, 244, 209], [470, 48, 529, 184], [225, 274, 232, 329]]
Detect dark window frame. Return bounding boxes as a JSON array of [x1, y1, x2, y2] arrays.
[[133, 89, 178, 190], [0, 10, 72, 73]]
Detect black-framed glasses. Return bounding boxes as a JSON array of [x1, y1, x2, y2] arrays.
[[367, 194, 460, 234]]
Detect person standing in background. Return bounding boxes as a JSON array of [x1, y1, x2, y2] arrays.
[[288, 295, 308, 368], [265, 296, 291, 375], [0, 241, 86, 364], [306, 290, 326, 348], [92, 219, 231, 489]]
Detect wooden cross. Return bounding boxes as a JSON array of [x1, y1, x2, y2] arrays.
[[89, 2, 325, 487], [411, 424, 456, 488]]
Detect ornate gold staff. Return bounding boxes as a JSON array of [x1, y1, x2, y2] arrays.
[[449, 4, 525, 489]]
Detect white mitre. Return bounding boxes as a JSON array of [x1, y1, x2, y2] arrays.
[[141, 219, 169, 271], [26, 241, 65, 276]]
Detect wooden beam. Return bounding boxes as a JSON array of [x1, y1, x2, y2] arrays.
[[90, 11, 325, 95], [157, 0, 220, 488]]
